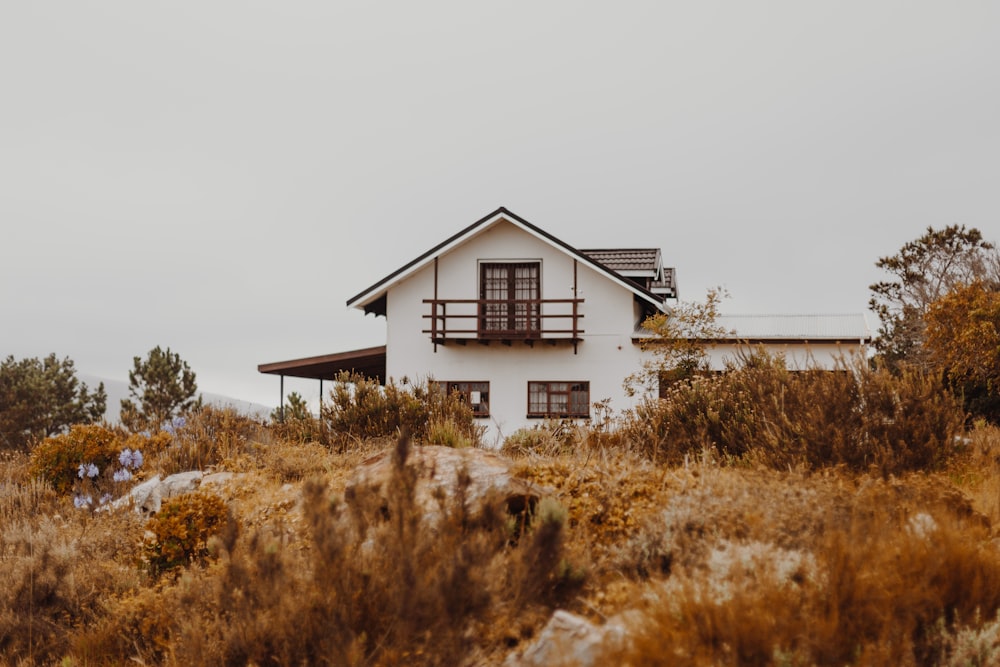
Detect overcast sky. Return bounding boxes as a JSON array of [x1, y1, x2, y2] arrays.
[[2, 2, 998, 409]]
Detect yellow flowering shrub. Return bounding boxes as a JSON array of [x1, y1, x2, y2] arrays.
[[29, 424, 122, 493], [146, 491, 229, 573]]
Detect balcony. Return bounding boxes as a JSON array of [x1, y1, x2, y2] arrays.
[[422, 298, 584, 349]]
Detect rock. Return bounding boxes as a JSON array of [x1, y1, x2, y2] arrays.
[[503, 610, 629, 667], [908, 512, 938, 539], [108, 475, 162, 514], [160, 471, 204, 498], [107, 470, 205, 515], [201, 471, 237, 488], [345, 444, 548, 525]]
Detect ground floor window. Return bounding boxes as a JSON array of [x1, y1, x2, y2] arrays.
[[527, 381, 589, 418], [434, 381, 490, 417]]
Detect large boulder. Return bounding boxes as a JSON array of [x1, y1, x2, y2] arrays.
[[503, 610, 631, 667], [345, 444, 548, 524]]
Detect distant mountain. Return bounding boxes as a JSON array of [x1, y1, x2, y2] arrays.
[[79, 374, 272, 423]]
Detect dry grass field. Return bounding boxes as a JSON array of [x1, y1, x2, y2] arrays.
[[5, 362, 1000, 666]]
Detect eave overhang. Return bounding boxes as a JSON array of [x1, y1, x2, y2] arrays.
[[346, 207, 668, 315]]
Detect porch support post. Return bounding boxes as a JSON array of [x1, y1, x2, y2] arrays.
[[573, 260, 579, 355], [319, 377, 325, 442], [433, 256, 439, 353], [279, 374, 285, 422]]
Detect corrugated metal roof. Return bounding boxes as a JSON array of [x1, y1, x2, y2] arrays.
[[581, 248, 661, 274], [633, 313, 872, 341], [717, 314, 871, 340]]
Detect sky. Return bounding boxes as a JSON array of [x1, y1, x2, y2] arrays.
[[2, 2, 998, 410]]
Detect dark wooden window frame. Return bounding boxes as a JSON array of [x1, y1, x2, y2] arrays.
[[479, 261, 541, 338], [433, 380, 490, 418], [527, 381, 590, 418]]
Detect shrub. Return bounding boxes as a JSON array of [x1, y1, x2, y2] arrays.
[[150, 405, 267, 474], [501, 421, 582, 456], [622, 351, 965, 474], [28, 424, 123, 493], [426, 417, 475, 448], [323, 373, 483, 447], [145, 491, 229, 574]]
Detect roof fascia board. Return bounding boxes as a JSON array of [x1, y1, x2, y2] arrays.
[[347, 207, 666, 312], [615, 269, 657, 277], [346, 208, 509, 308]]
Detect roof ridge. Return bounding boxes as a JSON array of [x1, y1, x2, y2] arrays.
[[346, 208, 667, 311]]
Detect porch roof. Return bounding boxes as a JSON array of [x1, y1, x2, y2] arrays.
[[257, 345, 386, 382]]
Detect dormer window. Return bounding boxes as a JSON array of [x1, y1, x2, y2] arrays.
[[480, 262, 540, 337]]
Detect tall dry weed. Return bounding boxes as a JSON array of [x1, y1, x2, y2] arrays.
[[948, 423, 1000, 525], [150, 405, 268, 474], [0, 509, 144, 665]]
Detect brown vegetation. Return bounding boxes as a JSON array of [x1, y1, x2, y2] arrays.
[[4, 369, 1000, 665]]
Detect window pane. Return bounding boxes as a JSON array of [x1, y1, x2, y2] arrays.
[[528, 381, 589, 417], [481, 262, 540, 335], [443, 381, 490, 417], [528, 382, 547, 414], [570, 383, 589, 416]]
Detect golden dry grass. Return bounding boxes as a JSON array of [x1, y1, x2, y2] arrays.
[[4, 411, 1000, 665]]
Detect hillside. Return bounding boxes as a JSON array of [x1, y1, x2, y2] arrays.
[[5, 362, 1000, 666]]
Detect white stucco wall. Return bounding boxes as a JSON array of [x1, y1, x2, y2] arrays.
[[385, 220, 653, 445]]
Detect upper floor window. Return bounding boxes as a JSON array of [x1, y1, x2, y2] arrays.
[[527, 381, 589, 418], [480, 262, 540, 337]]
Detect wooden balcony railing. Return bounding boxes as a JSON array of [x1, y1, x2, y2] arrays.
[[422, 298, 584, 349]]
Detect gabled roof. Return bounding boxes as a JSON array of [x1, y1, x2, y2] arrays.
[[650, 271, 677, 298], [633, 313, 872, 343], [346, 207, 667, 313]]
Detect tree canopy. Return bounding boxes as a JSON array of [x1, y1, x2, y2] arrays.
[[121, 346, 201, 431], [628, 287, 733, 396], [0, 353, 106, 450], [869, 224, 999, 370], [924, 281, 1000, 421]]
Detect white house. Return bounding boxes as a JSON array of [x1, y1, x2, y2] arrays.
[[259, 207, 870, 442]]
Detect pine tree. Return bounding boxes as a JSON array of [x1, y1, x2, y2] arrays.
[[121, 346, 201, 431], [0, 353, 106, 450]]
